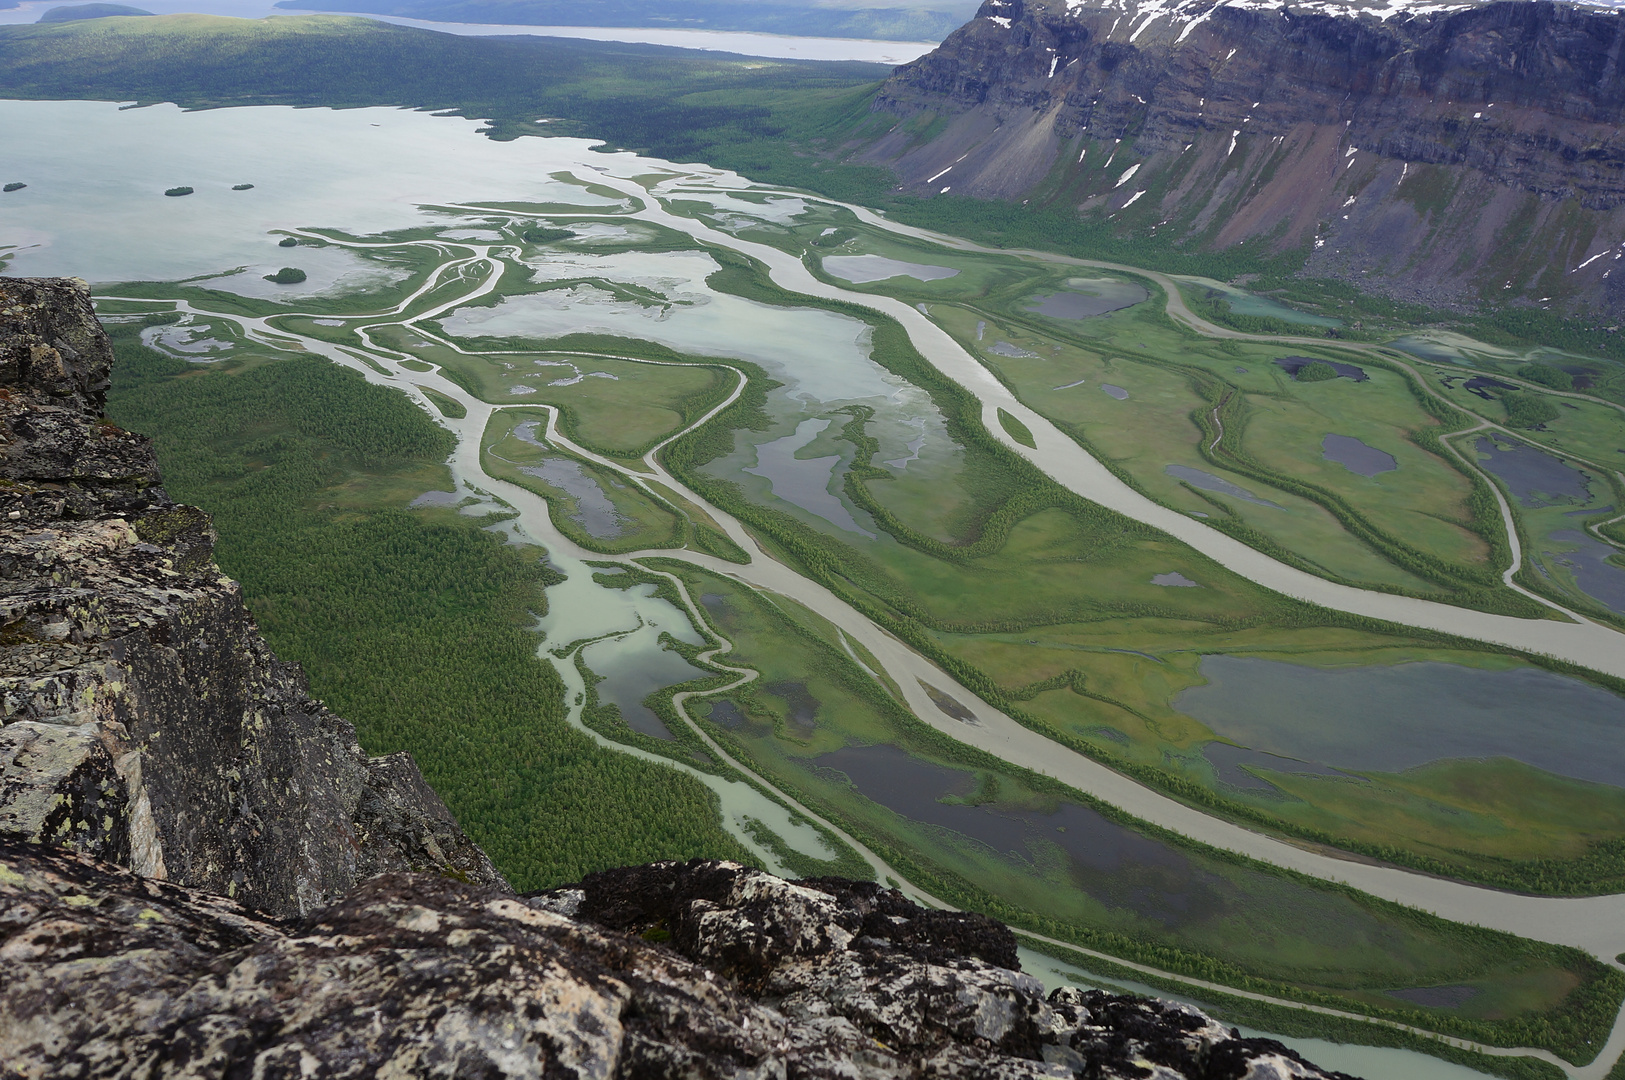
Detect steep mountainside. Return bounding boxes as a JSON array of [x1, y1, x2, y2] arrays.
[[0, 277, 503, 918], [862, 0, 1625, 314]]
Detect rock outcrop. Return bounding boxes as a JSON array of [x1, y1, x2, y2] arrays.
[[861, 0, 1625, 314], [0, 276, 503, 918], [0, 844, 1355, 1079]]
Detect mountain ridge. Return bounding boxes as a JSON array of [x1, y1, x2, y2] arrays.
[[858, 0, 1625, 314]]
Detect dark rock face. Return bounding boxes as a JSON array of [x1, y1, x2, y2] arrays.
[[863, 0, 1625, 313], [0, 276, 503, 918], [0, 844, 1357, 1079]]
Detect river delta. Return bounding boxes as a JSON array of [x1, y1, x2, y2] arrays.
[[9, 98, 1625, 1080]]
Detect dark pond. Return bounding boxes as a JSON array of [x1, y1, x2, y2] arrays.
[[1101, 384, 1130, 400], [1472, 438, 1593, 507], [1176, 655, 1625, 786], [699, 592, 728, 612], [1275, 357, 1368, 382], [1165, 464, 1284, 509], [1387, 985, 1481, 1010], [521, 459, 627, 538], [746, 418, 876, 538], [1202, 742, 1353, 792], [1462, 376, 1516, 400], [1321, 434, 1397, 477], [1545, 529, 1625, 614], [1025, 280, 1149, 319], [810, 743, 1229, 925], [1151, 572, 1201, 588], [767, 680, 819, 731], [409, 489, 461, 507], [708, 699, 748, 729], [991, 341, 1040, 358], [581, 633, 709, 741]]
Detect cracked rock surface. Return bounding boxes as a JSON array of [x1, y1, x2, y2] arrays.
[[0, 846, 1355, 1079], [0, 277, 503, 917]]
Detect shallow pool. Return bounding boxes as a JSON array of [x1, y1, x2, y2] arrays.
[[1164, 465, 1283, 509], [1176, 655, 1625, 785], [1025, 278, 1147, 319], [822, 253, 959, 284], [1322, 434, 1397, 477]]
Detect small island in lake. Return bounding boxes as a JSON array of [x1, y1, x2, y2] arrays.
[[164, 186, 193, 197], [232, 183, 255, 191], [265, 267, 307, 284], [2, 183, 25, 192]]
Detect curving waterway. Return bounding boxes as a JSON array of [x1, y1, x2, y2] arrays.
[[10, 99, 1625, 1078]]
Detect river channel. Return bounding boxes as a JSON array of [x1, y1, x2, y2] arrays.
[[9, 98, 1625, 1078]]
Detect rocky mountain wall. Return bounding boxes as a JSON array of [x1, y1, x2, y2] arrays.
[[861, 0, 1625, 313], [0, 276, 503, 918]]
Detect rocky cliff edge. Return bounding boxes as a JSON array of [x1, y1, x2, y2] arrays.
[[0, 847, 1354, 1078], [0, 276, 504, 918]]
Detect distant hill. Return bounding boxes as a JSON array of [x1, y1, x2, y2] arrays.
[[270, 0, 977, 41], [38, 3, 153, 20], [850, 0, 1625, 317]]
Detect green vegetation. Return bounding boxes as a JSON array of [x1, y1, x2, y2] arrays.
[[38, 3, 154, 21], [379, 325, 736, 460], [651, 252, 1625, 896], [522, 225, 574, 243], [2, 182, 24, 192], [1025, 939, 1568, 1080], [103, 316, 756, 889], [1294, 360, 1338, 382], [1520, 363, 1575, 391], [232, 182, 254, 190], [996, 407, 1035, 448], [278, 236, 298, 246], [164, 185, 193, 196], [417, 385, 464, 417], [1501, 389, 1561, 429], [264, 266, 307, 284], [639, 556, 1624, 1062], [482, 408, 685, 554]]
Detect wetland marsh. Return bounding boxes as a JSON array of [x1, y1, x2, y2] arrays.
[[17, 97, 1625, 1079]]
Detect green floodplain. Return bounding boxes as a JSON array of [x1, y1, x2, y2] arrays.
[[8, 19, 1623, 1072], [83, 179, 1625, 1079]]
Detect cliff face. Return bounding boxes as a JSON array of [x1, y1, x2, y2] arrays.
[[0, 847, 1356, 1079], [0, 276, 503, 918], [864, 0, 1625, 313]]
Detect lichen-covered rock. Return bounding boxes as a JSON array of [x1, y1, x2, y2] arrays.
[[0, 845, 1358, 1079], [0, 277, 504, 916]]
